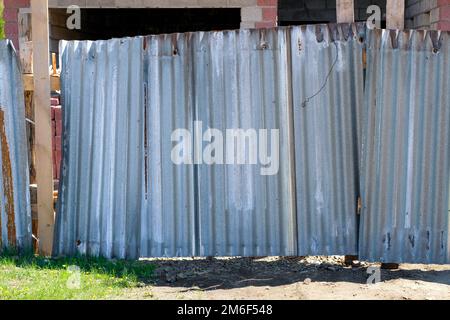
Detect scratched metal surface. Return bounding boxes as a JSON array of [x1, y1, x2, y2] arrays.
[[0, 40, 32, 250], [359, 29, 450, 263], [291, 24, 365, 256], [54, 25, 449, 263], [191, 28, 297, 256], [54, 38, 145, 259]]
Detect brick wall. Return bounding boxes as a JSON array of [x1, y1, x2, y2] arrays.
[[2, 0, 29, 48], [406, 0, 450, 30], [279, 0, 387, 25], [241, 0, 278, 28]]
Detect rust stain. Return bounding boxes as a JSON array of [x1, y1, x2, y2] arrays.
[[362, 47, 367, 69], [0, 109, 16, 247]]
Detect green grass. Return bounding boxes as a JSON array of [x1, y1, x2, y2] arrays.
[[0, 0, 5, 40], [0, 249, 155, 300]]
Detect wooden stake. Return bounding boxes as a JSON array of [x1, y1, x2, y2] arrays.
[[18, 9, 33, 74], [336, 0, 355, 23], [31, 0, 54, 256], [386, 0, 405, 30]]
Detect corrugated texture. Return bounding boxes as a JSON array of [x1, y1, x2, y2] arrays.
[[56, 25, 365, 259], [193, 29, 297, 256], [291, 24, 365, 256], [359, 29, 450, 264], [54, 38, 145, 259], [0, 40, 32, 250], [57, 25, 450, 264], [142, 34, 196, 257]]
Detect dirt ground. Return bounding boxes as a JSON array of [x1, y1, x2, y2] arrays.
[[116, 256, 450, 300]]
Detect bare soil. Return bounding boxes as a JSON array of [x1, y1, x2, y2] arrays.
[[116, 256, 450, 300]]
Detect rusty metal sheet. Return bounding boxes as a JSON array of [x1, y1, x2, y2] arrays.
[[0, 40, 32, 250]]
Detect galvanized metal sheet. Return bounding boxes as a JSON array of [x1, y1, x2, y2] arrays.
[[54, 38, 145, 259], [141, 33, 196, 257], [193, 29, 297, 256], [359, 29, 450, 264], [55, 25, 366, 259], [0, 40, 32, 251], [291, 24, 365, 256]]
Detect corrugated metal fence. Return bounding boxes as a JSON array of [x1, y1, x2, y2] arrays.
[[360, 29, 450, 264], [54, 25, 450, 263], [0, 40, 32, 251]]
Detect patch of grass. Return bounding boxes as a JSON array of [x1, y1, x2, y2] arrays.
[[0, 0, 5, 39], [0, 248, 155, 300]]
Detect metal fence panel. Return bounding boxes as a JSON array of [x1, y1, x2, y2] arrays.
[[291, 24, 365, 256], [0, 40, 32, 250], [141, 33, 196, 257], [193, 29, 297, 256], [54, 38, 145, 259], [56, 26, 450, 263], [359, 29, 450, 264]]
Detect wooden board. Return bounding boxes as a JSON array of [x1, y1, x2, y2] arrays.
[[18, 9, 33, 74], [386, 0, 405, 30], [31, 0, 54, 257], [336, 0, 355, 23], [23, 74, 60, 92]]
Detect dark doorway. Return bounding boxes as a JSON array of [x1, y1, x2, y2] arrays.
[[278, 0, 387, 27], [49, 8, 241, 52]]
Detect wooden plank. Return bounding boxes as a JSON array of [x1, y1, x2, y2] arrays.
[[336, 0, 354, 23], [22, 74, 60, 92], [18, 9, 33, 74], [31, 0, 54, 257], [386, 0, 405, 30]]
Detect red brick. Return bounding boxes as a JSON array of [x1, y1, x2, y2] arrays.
[[438, 0, 450, 7], [440, 5, 450, 21], [55, 121, 62, 136], [51, 97, 60, 106], [3, 8, 18, 23], [257, 0, 278, 6], [438, 20, 450, 30], [54, 136, 62, 151], [4, 22, 18, 36], [51, 108, 55, 120], [52, 120, 57, 137], [262, 7, 278, 22], [255, 21, 277, 28], [53, 161, 57, 180], [53, 107, 62, 121], [3, 0, 30, 9], [55, 150, 61, 161]]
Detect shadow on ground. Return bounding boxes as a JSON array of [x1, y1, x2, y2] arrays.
[[139, 256, 450, 291]]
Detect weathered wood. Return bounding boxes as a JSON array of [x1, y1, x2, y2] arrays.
[[18, 8, 37, 190], [336, 0, 354, 23], [386, 0, 405, 30], [31, 0, 54, 256], [24, 92, 36, 185], [18, 9, 33, 74], [23, 74, 60, 92]]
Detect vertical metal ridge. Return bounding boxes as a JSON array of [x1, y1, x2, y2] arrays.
[[0, 40, 32, 251], [360, 29, 450, 263], [290, 24, 364, 256], [55, 38, 144, 259]]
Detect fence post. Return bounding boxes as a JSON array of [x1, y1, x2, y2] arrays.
[[386, 0, 405, 30], [31, 0, 54, 256], [336, 0, 355, 23]]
